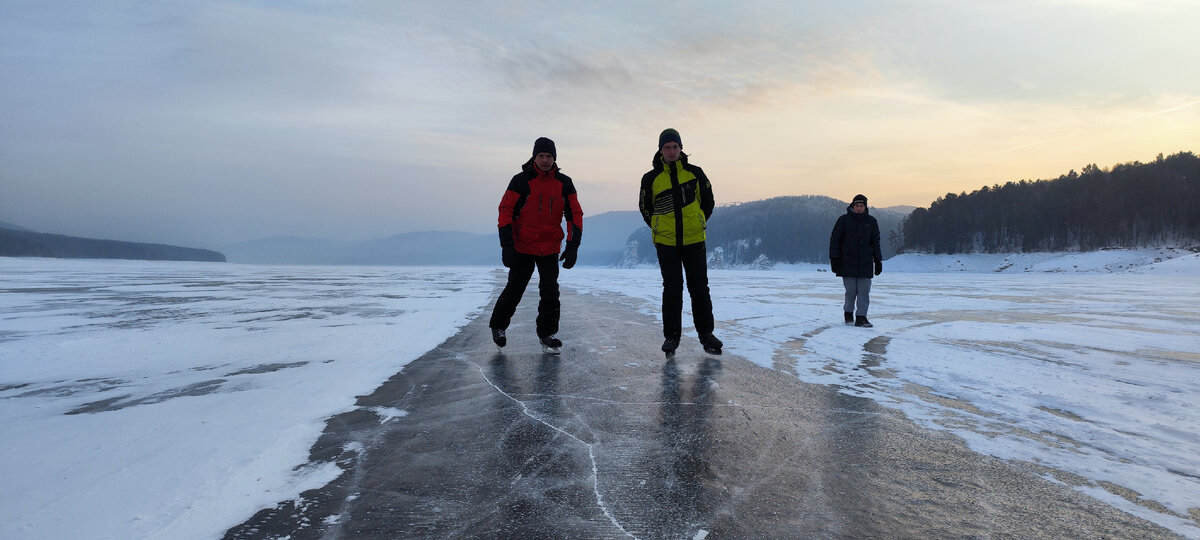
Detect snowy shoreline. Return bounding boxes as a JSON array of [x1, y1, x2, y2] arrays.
[[885, 247, 1200, 274], [728, 247, 1200, 275]]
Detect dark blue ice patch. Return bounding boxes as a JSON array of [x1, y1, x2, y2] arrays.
[[66, 379, 227, 415], [225, 361, 309, 376]]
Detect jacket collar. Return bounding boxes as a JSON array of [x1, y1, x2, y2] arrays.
[[654, 151, 689, 170], [522, 160, 559, 176]]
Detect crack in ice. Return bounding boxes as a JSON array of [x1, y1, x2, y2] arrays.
[[439, 347, 637, 539]]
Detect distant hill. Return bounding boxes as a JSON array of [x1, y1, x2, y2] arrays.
[[575, 210, 645, 266], [620, 195, 910, 267], [349, 231, 497, 265], [0, 220, 31, 232], [901, 151, 1199, 253], [223, 210, 646, 266], [219, 236, 356, 265], [0, 227, 226, 262], [224, 232, 498, 265]]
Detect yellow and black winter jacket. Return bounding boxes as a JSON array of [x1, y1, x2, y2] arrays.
[[639, 152, 714, 247]]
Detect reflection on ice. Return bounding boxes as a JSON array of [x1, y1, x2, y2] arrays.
[[561, 267, 1200, 535]]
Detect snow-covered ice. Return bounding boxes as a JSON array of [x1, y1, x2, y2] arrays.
[[2, 250, 1198, 538], [0, 260, 493, 539]]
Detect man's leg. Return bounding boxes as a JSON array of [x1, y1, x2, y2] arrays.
[[855, 277, 872, 316], [680, 242, 714, 335], [842, 276, 858, 314], [533, 253, 561, 338], [489, 253, 536, 330], [655, 243, 684, 340]]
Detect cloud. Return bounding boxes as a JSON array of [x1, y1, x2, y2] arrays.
[[2, 1, 1197, 247], [1135, 97, 1200, 118]]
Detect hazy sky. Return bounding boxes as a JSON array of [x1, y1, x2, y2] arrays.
[[2, 0, 1197, 249]]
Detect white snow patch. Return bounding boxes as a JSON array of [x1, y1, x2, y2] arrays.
[[370, 407, 408, 423]]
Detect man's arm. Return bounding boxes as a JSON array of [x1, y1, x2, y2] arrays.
[[562, 178, 583, 247], [696, 167, 715, 220], [497, 175, 527, 247], [829, 216, 845, 260], [638, 173, 654, 226], [870, 217, 883, 263]]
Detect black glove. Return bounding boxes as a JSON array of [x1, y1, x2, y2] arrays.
[[830, 258, 841, 276], [501, 245, 515, 268], [560, 244, 578, 269], [874, 260, 883, 276]]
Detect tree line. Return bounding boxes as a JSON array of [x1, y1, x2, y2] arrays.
[[622, 195, 908, 266], [900, 151, 1198, 253], [0, 228, 226, 262]]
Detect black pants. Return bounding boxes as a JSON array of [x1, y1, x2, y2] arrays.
[[489, 252, 560, 338], [655, 242, 714, 340]]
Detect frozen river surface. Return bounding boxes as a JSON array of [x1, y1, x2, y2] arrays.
[[0, 257, 1197, 538]]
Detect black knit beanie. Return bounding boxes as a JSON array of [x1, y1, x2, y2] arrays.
[[658, 128, 682, 150], [851, 194, 868, 206], [532, 137, 556, 159]]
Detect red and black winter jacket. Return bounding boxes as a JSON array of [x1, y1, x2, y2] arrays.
[[497, 161, 584, 257]]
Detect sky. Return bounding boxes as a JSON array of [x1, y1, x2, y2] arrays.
[[1, 253, 1198, 538], [2, 0, 1198, 249]]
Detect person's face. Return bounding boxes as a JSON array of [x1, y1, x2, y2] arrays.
[[852, 202, 866, 214], [660, 142, 681, 163], [534, 152, 555, 171]]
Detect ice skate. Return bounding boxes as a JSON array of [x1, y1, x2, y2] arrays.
[[662, 337, 679, 358], [540, 335, 562, 355], [699, 333, 723, 355]]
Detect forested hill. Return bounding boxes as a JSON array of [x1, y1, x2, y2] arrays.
[[0, 227, 226, 262], [622, 195, 909, 267], [901, 151, 1199, 254]]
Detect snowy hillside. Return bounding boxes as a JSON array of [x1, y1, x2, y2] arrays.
[[887, 247, 1200, 274]]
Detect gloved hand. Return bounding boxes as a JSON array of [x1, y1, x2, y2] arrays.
[[560, 244, 578, 269], [874, 260, 883, 276], [501, 245, 515, 268], [830, 258, 841, 276]]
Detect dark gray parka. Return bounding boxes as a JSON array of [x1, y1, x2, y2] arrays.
[[829, 204, 882, 278]]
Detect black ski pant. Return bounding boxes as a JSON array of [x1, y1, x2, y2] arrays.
[[654, 242, 714, 340], [489, 252, 560, 338]]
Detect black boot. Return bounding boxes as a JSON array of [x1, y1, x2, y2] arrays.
[[699, 333, 723, 355], [662, 337, 680, 353], [491, 328, 506, 347], [854, 316, 873, 328], [844, 311, 854, 324]]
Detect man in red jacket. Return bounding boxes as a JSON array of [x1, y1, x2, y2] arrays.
[[489, 137, 584, 352]]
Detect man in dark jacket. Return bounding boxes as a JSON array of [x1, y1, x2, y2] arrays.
[[489, 137, 584, 352], [639, 128, 722, 355], [829, 194, 883, 327]]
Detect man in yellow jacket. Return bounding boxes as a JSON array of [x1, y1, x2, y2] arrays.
[[638, 128, 722, 356]]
